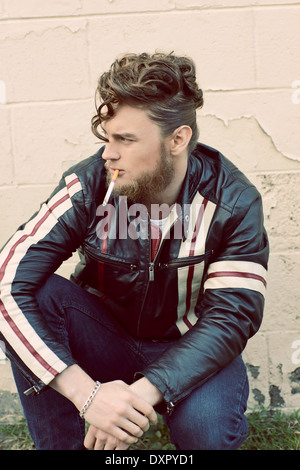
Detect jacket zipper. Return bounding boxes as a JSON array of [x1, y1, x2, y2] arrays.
[[137, 258, 155, 335], [136, 218, 168, 335], [158, 250, 213, 272], [137, 249, 213, 336], [24, 385, 41, 396], [149, 262, 155, 281], [166, 401, 175, 415], [84, 245, 138, 271], [5, 350, 43, 395]]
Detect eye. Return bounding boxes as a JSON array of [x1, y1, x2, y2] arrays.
[[119, 136, 134, 143]]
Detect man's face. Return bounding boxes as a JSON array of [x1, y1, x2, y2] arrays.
[[102, 105, 174, 205]]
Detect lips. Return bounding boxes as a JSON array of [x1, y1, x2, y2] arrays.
[[109, 167, 124, 176]]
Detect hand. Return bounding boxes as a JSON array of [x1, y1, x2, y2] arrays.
[[84, 424, 131, 450], [83, 380, 157, 445], [50, 365, 161, 448], [84, 377, 164, 450]]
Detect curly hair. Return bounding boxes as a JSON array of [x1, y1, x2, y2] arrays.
[[91, 52, 204, 153]]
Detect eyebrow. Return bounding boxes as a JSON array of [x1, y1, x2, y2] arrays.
[[101, 128, 138, 140], [114, 132, 137, 139]]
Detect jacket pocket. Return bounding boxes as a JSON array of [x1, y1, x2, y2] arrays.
[[158, 250, 213, 272], [84, 245, 138, 271]]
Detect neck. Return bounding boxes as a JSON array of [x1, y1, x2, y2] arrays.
[[145, 158, 188, 215]]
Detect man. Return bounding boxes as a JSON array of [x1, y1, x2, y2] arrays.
[[0, 52, 269, 450]]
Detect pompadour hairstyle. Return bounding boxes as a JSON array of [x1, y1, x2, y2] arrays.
[[91, 52, 204, 153]]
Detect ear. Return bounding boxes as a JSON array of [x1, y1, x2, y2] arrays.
[[169, 126, 192, 156]]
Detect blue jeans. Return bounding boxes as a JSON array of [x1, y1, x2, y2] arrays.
[[12, 274, 249, 450]]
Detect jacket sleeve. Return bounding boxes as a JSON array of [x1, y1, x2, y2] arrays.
[[0, 172, 87, 392], [140, 186, 269, 410]]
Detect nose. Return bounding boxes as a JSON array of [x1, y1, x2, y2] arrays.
[[102, 142, 120, 162]]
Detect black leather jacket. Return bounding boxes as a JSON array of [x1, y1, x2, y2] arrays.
[[0, 143, 269, 411]]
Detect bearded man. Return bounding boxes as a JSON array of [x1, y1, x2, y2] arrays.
[[0, 52, 269, 450]]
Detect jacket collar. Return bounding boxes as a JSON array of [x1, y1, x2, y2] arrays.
[[174, 153, 203, 240]]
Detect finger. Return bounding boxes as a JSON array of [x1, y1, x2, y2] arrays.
[[142, 405, 158, 425], [117, 416, 146, 438], [94, 439, 105, 450], [95, 432, 131, 451], [103, 436, 118, 450], [93, 429, 110, 450], [115, 441, 131, 450], [84, 430, 97, 450], [130, 395, 158, 425], [108, 425, 140, 445], [125, 409, 150, 434], [103, 438, 130, 451], [85, 425, 108, 450]]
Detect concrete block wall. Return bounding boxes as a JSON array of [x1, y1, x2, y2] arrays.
[[0, 0, 299, 418]]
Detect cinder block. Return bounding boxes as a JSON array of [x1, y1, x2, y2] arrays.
[[262, 253, 300, 333], [249, 90, 300, 164], [2, 0, 175, 18], [0, 19, 90, 103], [256, 0, 300, 4], [4, 0, 299, 18], [0, 361, 17, 393], [254, 173, 300, 253], [11, 100, 96, 185], [0, 185, 55, 247], [197, 114, 300, 175], [255, 6, 300, 87], [88, 9, 256, 92], [81, 0, 175, 15], [201, 89, 300, 165], [174, 0, 257, 8], [2, 0, 83, 18], [244, 333, 270, 409], [267, 332, 300, 410], [245, 329, 300, 412], [0, 108, 13, 185]]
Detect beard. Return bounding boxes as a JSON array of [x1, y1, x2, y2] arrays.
[[105, 143, 175, 206]]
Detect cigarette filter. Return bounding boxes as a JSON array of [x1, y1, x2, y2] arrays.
[[102, 169, 119, 206]]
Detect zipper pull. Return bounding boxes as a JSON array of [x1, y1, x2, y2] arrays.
[[167, 401, 175, 415], [149, 262, 154, 281], [24, 385, 40, 396]]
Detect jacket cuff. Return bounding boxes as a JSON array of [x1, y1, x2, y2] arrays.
[[133, 370, 175, 415]]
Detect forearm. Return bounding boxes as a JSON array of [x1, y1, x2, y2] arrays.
[[50, 364, 96, 411], [51, 364, 163, 409]]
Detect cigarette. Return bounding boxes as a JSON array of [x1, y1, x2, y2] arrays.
[[102, 169, 119, 206]]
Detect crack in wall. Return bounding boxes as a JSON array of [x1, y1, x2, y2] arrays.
[[200, 113, 300, 164]]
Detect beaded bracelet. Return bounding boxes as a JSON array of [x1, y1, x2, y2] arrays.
[[79, 381, 101, 419]]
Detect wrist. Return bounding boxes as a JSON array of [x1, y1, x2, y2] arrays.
[[50, 364, 96, 410], [130, 376, 163, 407]]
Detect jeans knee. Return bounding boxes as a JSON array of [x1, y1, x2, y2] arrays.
[[36, 274, 67, 306], [167, 408, 248, 450], [165, 357, 249, 450]]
